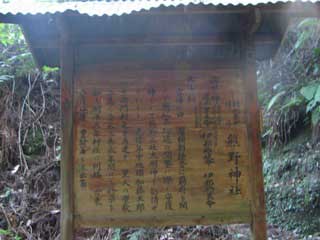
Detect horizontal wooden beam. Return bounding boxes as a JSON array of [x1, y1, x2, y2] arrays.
[[75, 35, 235, 47], [31, 34, 280, 49], [0, 14, 19, 23], [75, 60, 242, 70]]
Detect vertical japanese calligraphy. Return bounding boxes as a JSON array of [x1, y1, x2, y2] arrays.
[[106, 90, 116, 211], [120, 85, 130, 212], [92, 89, 102, 206], [148, 87, 159, 211], [135, 92, 144, 212], [177, 127, 188, 209], [73, 68, 251, 227], [162, 89, 174, 211], [78, 90, 88, 190]]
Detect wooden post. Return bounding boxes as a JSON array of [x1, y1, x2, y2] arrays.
[[242, 10, 267, 240], [59, 16, 75, 240]]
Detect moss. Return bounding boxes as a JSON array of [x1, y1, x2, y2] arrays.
[[263, 130, 320, 235]]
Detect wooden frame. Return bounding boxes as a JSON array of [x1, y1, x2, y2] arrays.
[[57, 9, 267, 240], [242, 10, 267, 239], [243, 30, 267, 240], [59, 16, 75, 240]]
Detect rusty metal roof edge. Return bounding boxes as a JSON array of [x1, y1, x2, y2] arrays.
[[0, 0, 319, 17]]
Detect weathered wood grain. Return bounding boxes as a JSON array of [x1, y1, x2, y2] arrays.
[[59, 16, 75, 240], [72, 66, 253, 227], [242, 33, 267, 240]]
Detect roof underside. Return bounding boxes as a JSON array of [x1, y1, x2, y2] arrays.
[[0, 1, 320, 67]]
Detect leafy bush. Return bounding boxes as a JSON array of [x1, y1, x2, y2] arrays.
[[259, 18, 320, 147], [300, 82, 320, 126]]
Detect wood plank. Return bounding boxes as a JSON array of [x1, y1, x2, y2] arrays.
[[76, 61, 242, 72], [31, 34, 281, 49], [72, 65, 253, 227], [58, 16, 75, 240], [242, 27, 267, 240]]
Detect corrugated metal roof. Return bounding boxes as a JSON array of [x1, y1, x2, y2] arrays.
[[0, 0, 319, 16]]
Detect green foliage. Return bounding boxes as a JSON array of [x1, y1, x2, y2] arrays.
[[0, 24, 35, 78], [22, 128, 45, 155], [300, 84, 318, 101], [1, 187, 12, 200], [280, 96, 303, 111], [294, 18, 319, 50], [260, 19, 320, 235], [312, 107, 320, 126], [128, 229, 147, 240], [112, 228, 121, 240], [0, 23, 62, 239], [42, 65, 59, 74], [267, 90, 286, 111], [264, 135, 320, 234], [298, 18, 320, 29], [0, 229, 11, 236], [0, 74, 13, 83], [294, 30, 310, 50], [300, 81, 320, 126], [0, 229, 21, 240], [260, 18, 320, 145], [42, 65, 60, 83], [0, 24, 24, 46]]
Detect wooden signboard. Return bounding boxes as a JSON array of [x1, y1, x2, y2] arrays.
[[74, 67, 251, 226], [60, 31, 266, 239]]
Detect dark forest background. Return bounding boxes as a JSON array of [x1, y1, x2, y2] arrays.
[[0, 19, 319, 239]]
